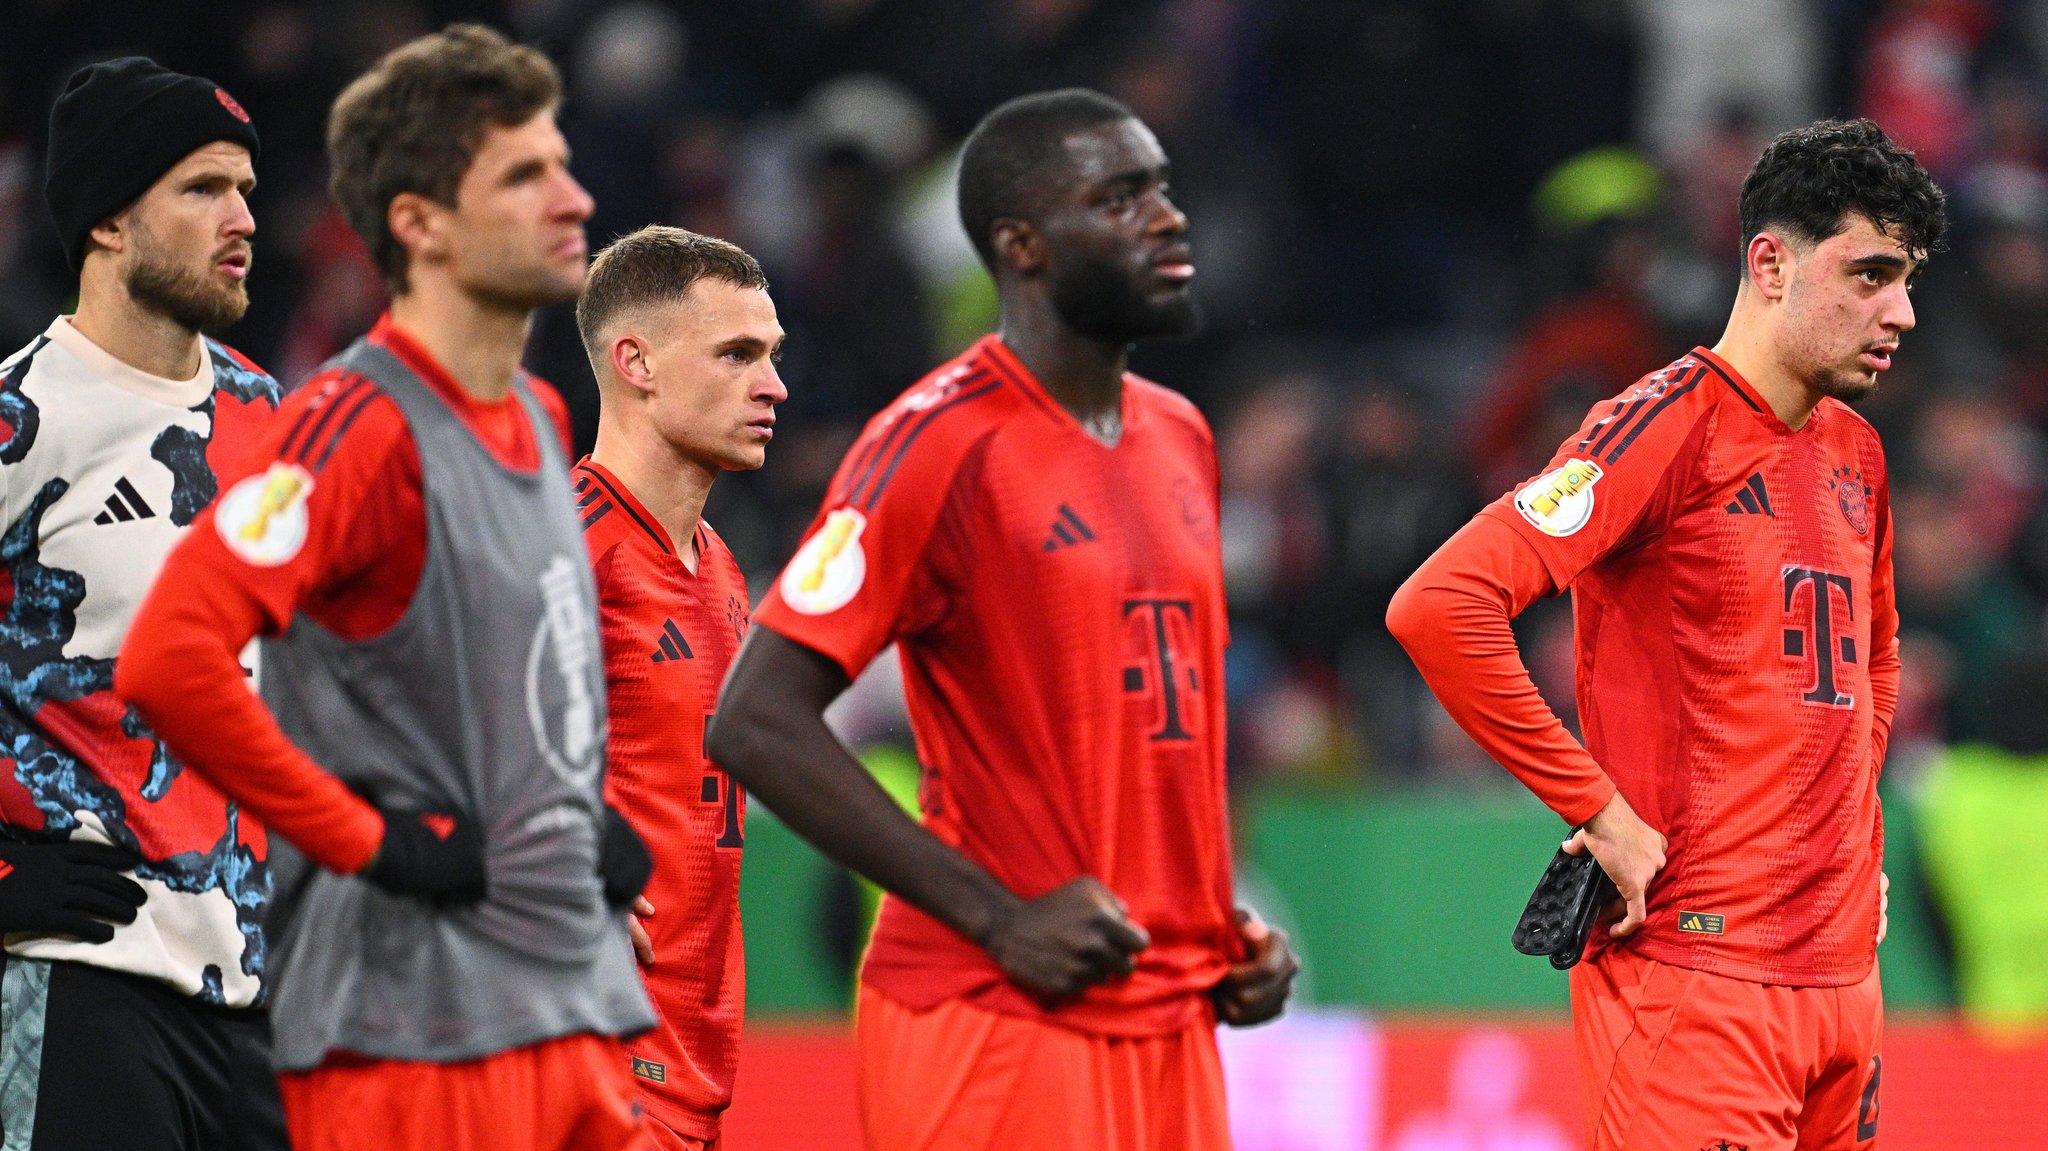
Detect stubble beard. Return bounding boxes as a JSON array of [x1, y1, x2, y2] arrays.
[[1809, 360, 1880, 405], [125, 239, 249, 335]]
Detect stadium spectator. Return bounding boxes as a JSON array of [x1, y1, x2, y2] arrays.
[[709, 88, 1298, 1149], [1389, 119, 1946, 1148], [0, 56, 283, 1151], [119, 25, 653, 1151]]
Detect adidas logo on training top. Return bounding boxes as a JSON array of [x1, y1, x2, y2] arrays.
[[649, 618, 694, 663], [1724, 473, 1775, 517], [93, 477, 157, 524], [1042, 504, 1097, 551]]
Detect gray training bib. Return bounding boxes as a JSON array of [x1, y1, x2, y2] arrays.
[[258, 338, 652, 1071]]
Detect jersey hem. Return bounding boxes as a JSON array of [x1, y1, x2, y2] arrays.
[[1611, 936, 1876, 989], [858, 966, 1219, 1038], [639, 1096, 723, 1142]]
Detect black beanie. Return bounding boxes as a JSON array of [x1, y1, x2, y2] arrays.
[[44, 57, 261, 271]]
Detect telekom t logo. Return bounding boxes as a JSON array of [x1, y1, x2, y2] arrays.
[[1122, 597, 1203, 742], [1782, 567, 1856, 707]]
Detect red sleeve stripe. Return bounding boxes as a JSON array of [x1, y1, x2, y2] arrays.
[[1575, 362, 1694, 460], [277, 374, 373, 464], [855, 376, 1004, 511], [837, 367, 996, 507], [308, 387, 391, 472], [1694, 354, 1766, 414], [579, 467, 670, 553], [1600, 367, 1704, 464]]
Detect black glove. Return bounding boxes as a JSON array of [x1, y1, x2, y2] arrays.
[[0, 840, 147, 943], [598, 804, 652, 908], [364, 804, 487, 906]]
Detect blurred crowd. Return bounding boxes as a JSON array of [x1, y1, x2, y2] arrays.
[[7, 0, 2048, 795]]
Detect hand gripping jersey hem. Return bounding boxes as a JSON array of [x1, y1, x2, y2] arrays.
[[856, 968, 1218, 1039]]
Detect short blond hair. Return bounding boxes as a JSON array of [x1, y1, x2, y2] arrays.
[[575, 225, 769, 365]]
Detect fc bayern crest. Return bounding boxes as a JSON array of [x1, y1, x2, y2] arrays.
[[1829, 466, 1870, 535]]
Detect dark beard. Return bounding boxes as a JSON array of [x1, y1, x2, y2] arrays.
[[1811, 365, 1878, 405], [1049, 253, 1202, 345], [127, 248, 248, 334]]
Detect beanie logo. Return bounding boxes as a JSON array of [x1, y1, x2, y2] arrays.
[[214, 88, 250, 124]]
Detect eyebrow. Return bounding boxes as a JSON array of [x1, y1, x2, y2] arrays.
[[1845, 253, 1910, 271], [1096, 155, 1168, 185], [715, 333, 783, 354], [501, 157, 547, 184]]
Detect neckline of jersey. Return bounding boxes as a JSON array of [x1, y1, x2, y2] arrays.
[[979, 334, 1140, 448], [1689, 345, 1819, 435], [369, 311, 545, 474], [45, 316, 216, 409], [575, 455, 706, 564]]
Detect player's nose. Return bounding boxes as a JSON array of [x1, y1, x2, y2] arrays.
[[1882, 282, 1916, 333], [554, 168, 595, 223]]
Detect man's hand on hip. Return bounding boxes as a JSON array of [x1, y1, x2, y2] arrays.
[[362, 803, 488, 906], [0, 840, 146, 942], [1567, 790, 1668, 939]]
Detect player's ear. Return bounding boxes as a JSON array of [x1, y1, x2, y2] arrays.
[[1746, 231, 1791, 301], [610, 333, 656, 396], [88, 210, 129, 258], [387, 191, 445, 266], [993, 218, 1044, 277]]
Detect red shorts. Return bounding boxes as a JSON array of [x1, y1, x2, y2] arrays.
[[279, 1032, 646, 1151], [1572, 947, 1884, 1150], [854, 984, 1231, 1151]]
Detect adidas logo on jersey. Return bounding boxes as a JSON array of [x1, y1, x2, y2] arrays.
[[1042, 503, 1097, 552], [92, 477, 157, 525], [1724, 473, 1775, 517], [649, 618, 694, 662]]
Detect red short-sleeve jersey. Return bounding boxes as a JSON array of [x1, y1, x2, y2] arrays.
[[754, 336, 1238, 1035], [1484, 347, 1897, 986], [573, 460, 748, 1139]]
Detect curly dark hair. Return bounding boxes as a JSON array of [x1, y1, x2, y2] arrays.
[[1737, 118, 1948, 264], [956, 88, 1135, 270]]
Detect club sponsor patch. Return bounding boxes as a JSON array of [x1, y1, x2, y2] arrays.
[[1515, 458, 1604, 537], [1677, 911, 1726, 935], [215, 463, 314, 566], [781, 508, 867, 615], [631, 1056, 667, 1083]]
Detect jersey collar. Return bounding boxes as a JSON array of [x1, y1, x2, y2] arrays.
[[980, 334, 1139, 443], [46, 316, 215, 408], [369, 311, 527, 418], [573, 456, 683, 558], [1690, 345, 1794, 431]]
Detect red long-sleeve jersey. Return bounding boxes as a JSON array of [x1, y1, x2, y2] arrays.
[[1390, 348, 1897, 986]]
